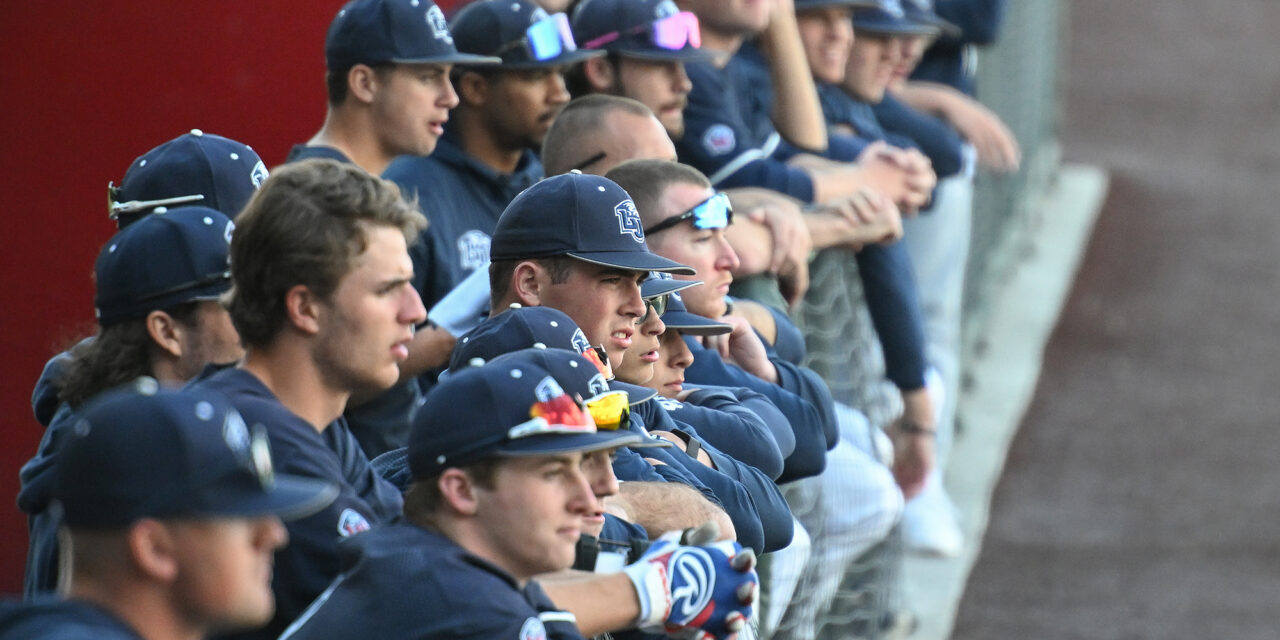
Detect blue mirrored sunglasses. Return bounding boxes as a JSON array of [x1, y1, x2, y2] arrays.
[[643, 191, 732, 235], [496, 13, 578, 62]]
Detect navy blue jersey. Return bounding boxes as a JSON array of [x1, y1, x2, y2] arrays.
[[635, 399, 793, 552], [912, 0, 1008, 95], [383, 137, 543, 309], [280, 523, 585, 640], [18, 401, 76, 598], [190, 368, 402, 640], [873, 94, 964, 179], [285, 144, 354, 164], [656, 387, 786, 480], [0, 598, 143, 640], [679, 59, 814, 201], [681, 337, 830, 483]]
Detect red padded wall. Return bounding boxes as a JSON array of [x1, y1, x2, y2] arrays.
[[0, 0, 345, 593]]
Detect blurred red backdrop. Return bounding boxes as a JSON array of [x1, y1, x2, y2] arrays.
[[0, 0, 348, 593]]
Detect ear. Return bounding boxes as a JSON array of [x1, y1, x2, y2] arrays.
[[127, 519, 179, 584], [145, 310, 184, 359], [284, 284, 322, 336], [437, 469, 480, 516], [511, 261, 547, 307], [455, 70, 489, 107], [582, 57, 617, 93], [347, 64, 381, 105]]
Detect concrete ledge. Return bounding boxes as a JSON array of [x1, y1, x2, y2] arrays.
[[902, 164, 1110, 639]]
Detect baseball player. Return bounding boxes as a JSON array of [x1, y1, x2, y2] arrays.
[[188, 159, 421, 639], [281, 351, 757, 640], [383, 0, 601, 314], [20, 205, 242, 598], [1, 382, 336, 639]]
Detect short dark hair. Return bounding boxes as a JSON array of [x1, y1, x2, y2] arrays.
[[488, 256, 577, 305], [402, 458, 502, 527], [326, 62, 396, 106], [227, 159, 427, 349], [605, 159, 711, 228], [541, 94, 654, 176], [58, 302, 201, 409]]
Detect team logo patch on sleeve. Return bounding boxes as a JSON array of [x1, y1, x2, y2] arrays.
[[615, 200, 645, 243], [456, 230, 492, 272], [518, 617, 547, 640], [702, 124, 736, 156], [337, 508, 371, 537]]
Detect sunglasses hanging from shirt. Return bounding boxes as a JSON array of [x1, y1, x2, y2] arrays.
[[497, 12, 578, 62], [583, 11, 702, 51], [643, 191, 733, 235]]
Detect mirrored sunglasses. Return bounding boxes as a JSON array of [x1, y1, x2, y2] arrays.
[[643, 191, 732, 235], [638, 292, 670, 325], [509, 377, 597, 439], [583, 11, 702, 51], [497, 12, 578, 62], [584, 389, 630, 431]]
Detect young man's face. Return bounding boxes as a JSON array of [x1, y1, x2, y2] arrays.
[[644, 182, 740, 319], [613, 300, 666, 385], [371, 63, 458, 158], [174, 300, 245, 381], [844, 32, 901, 103], [471, 453, 596, 579], [892, 34, 932, 83], [536, 263, 647, 369], [312, 224, 426, 394], [615, 58, 692, 139], [580, 448, 621, 537], [796, 7, 854, 85], [165, 515, 289, 632], [647, 328, 694, 398], [481, 67, 573, 151]]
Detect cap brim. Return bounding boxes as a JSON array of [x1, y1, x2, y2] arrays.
[[569, 251, 695, 275], [853, 19, 942, 36], [660, 310, 732, 336], [497, 430, 644, 457], [796, 0, 878, 9], [607, 379, 659, 405], [502, 48, 606, 69], [641, 278, 699, 298], [394, 53, 503, 66], [609, 46, 721, 64], [210, 475, 340, 523]]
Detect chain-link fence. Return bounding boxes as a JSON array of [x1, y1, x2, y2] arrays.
[[964, 0, 1064, 358]]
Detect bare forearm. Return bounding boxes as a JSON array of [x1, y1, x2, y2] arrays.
[[760, 7, 827, 151], [399, 325, 455, 381], [539, 572, 641, 636], [617, 481, 737, 541]]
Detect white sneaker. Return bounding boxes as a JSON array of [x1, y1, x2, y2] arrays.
[[902, 475, 963, 558]]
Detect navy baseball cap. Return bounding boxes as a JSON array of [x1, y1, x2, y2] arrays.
[[448, 305, 658, 404], [450, 0, 602, 69], [490, 172, 694, 274], [94, 206, 235, 326], [410, 352, 644, 477], [642, 272, 698, 299], [55, 379, 338, 528], [571, 0, 716, 64], [853, 0, 940, 36], [110, 129, 268, 227], [325, 0, 501, 71], [900, 0, 960, 38], [660, 288, 731, 336], [794, 0, 877, 10]]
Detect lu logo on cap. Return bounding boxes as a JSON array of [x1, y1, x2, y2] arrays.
[[615, 200, 644, 243], [426, 4, 452, 43]]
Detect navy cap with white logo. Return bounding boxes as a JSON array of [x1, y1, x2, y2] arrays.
[[410, 352, 644, 478], [659, 288, 732, 336], [899, 0, 960, 38], [449, 306, 658, 404], [93, 206, 234, 327], [56, 380, 338, 528], [571, 0, 716, 64], [325, 0, 501, 70], [853, 0, 942, 35], [110, 129, 268, 228], [490, 172, 694, 274], [450, 0, 602, 69]]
